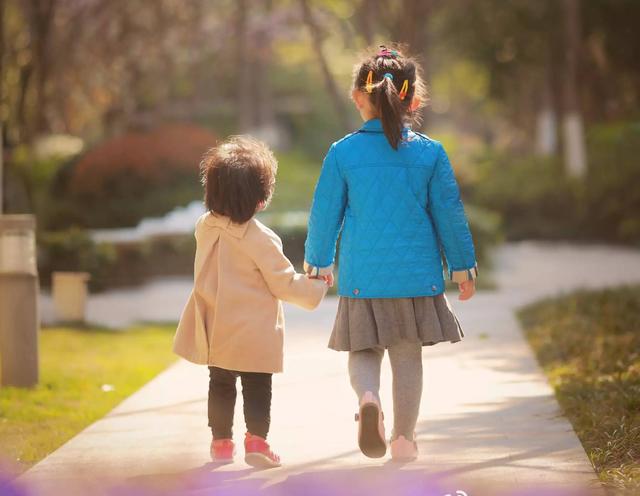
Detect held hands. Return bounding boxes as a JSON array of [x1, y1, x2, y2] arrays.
[[307, 272, 334, 287], [458, 279, 476, 301]]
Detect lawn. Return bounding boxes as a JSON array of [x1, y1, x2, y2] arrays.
[[0, 325, 177, 475], [519, 286, 640, 494]]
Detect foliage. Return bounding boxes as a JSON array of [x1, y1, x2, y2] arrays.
[[584, 122, 640, 243], [519, 286, 640, 493], [270, 149, 322, 212], [463, 204, 502, 266], [468, 121, 640, 244], [470, 151, 582, 240], [49, 123, 217, 228], [0, 325, 177, 476], [437, 0, 640, 125], [37, 230, 196, 292], [38, 229, 116, 292], [4, 145, 76, 227]]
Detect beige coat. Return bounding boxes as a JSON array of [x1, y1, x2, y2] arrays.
[[174, 212, 327, 373]]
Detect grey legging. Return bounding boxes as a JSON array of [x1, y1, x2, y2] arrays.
[[348, 340, 423, 440]]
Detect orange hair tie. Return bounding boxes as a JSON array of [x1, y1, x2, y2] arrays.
[[399, 79, 409, 100], [365, 70, 374, 93]]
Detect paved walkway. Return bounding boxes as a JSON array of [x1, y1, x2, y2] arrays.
[[23, 242, 640, 495]]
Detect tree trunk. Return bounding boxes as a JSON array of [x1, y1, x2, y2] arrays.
[[254, 0, 276, 131], [236, 0, 253, 132], [299, 0, 350, 132], [561, 0, 587, 177], [28, 0, 56, 135], [356, 0, 376, 46], [388, 0, 434, 129], [536, 48, 558, 155], [0, 0, 4, 213]]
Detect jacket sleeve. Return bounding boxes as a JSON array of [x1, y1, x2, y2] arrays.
[[253, 228, 328, 310], [304, 143, 347, 276], [428, 143, 478, 282]]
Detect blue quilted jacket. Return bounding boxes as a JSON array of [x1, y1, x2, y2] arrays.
[[304, 118, 477, 299]]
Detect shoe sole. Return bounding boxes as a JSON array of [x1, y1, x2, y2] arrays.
[[358, 403, 387, 458], [390, 454, 418, 462], [244, 452, 281, 469]]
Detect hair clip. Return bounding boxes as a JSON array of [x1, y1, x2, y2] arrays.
[[383, 73, 394, 80], [366, 70, 373, 93], [399, 79, 409, 100], [377, 46, 399, 58]]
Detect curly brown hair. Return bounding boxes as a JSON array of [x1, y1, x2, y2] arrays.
[[200, 136, 277, 224]]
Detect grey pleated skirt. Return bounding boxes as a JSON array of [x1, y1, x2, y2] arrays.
[[328, 294, 464, 352]]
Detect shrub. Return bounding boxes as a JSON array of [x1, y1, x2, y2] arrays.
[[38, 229, 116, 291], [38, 230, 199, 291], [585, 122, 640, 243], [50, 123, 217, 229], [469, 121, 640, 244], [470, 152, 583, 240]]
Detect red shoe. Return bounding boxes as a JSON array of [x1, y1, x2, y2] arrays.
[[210, 438, 235, 464], [244, 433, 281, 468]]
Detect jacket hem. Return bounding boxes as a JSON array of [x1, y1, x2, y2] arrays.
[[336, 289, 445, 299]]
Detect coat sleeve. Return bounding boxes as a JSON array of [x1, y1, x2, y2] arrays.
[[304, 143, 347, 276], [252, 228, 328, 310], [427, 143, 478, 282]]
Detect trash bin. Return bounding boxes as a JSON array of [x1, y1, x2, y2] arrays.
[[52, 271, 90, 323], [0, 214, 39, 388]]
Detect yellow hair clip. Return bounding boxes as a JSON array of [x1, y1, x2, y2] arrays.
[[399, 79, 409, 100], [366, 70, 373, 93]]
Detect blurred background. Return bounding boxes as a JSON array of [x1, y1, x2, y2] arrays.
[[1, 0, 639, 290], [1, 0, 640, 490]]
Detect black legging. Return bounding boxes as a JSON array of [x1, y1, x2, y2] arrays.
[[208, 366, 272, 440]]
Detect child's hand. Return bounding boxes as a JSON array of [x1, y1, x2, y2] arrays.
[[458, 279, 475, 301], [321, 273, 334, 287], [308, 273, 334, 287]]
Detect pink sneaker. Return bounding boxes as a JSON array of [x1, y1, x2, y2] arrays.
[[244, 433, 281, 468], [390, 435, 418, 462], [354, 391, 387, 458], [210, 438, 235, 463]]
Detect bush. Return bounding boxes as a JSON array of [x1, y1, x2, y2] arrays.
[[470, 152, 583, 240], [469, 121, 640, 244], [585, 122, 640, 243], [38, 229, 116, 291], [38, 230, 200, 291], [49, 123, 217, 229], [464, 204, 503, 265]]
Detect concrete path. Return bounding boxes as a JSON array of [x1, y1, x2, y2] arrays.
[[22, 242, 640, 495]]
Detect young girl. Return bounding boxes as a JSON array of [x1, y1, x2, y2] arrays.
[[175, 136, 328, 468], [304, 46, 477, 462]]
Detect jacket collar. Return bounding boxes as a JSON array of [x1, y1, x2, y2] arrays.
[[359, 118, 411, 135], [359, 118, 384, 133], [203, 212, 250, 239]]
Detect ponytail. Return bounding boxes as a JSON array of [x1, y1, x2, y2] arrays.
[[376, 75, 405, 150], [353, 45, 425, 151]]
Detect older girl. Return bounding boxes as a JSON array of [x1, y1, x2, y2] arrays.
[[304, 46, 477, 462]]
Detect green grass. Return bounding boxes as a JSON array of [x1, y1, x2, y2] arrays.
[[519, 286, 640, 494], [0, 324, 177, 475]]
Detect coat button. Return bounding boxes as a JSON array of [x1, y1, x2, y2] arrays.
[[431, 285, 437, 291], [353, 288, 360, 296]]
